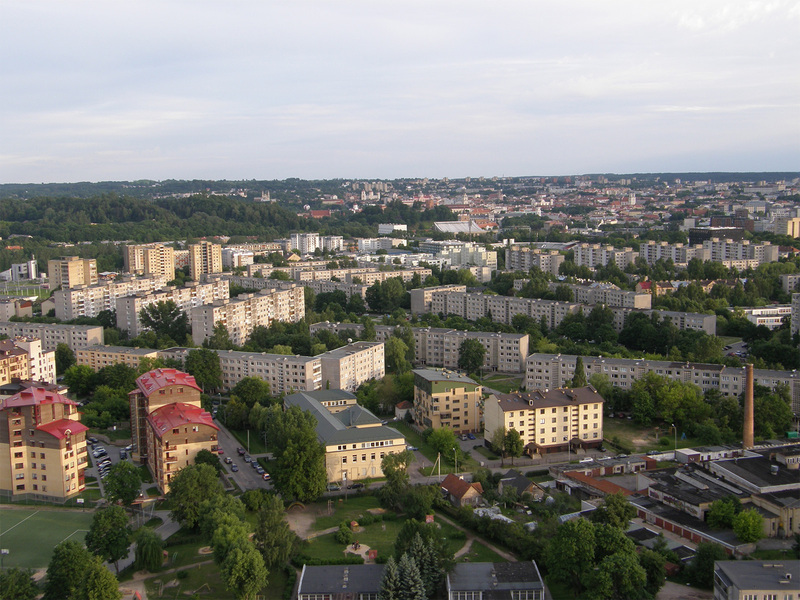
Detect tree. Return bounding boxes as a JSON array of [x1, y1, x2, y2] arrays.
[[85, 506, 131, 573], [571, 356, 587, 387], [203, 322, 236, 350], [733, 508, 764, 543], [0, 568, 38, 600], [707, 496, 741, 529], [253, 495, 295, 568], [385, 336, 411, 373], [590, 491, 635, 530], [504, 429, 524, 465], [457, 338, 486, 376], [184, 348, 222, 392], [81, 556, 122, 600], [546, 518, 595, 592], [398, 553, 426, 600], [167, 464, 224, 529], [103, 460, 142, 506], [211, 514, 251, 565], [587, 551, 648, 600], [55, 342, 76, 375], [43, 540, 93, 600], [378, 556, 402, 600], [593, 523, 635, 562], [638, 548, 667, 597], [220, 544, 269, 600], [62, 364, 96, 398], [231, 376, 271, 407], [688, 542, 728, 588], [138, 300, 189, 343], [272, 428, 327, 502], [134, 527, 164, 572], [426, 427, 458, 459], [195, 448, 223, 473]]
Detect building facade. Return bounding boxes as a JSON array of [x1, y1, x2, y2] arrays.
[[53, 275, 168, 320], [188, 241, 223, 281], [505, 245, 565, 275], [412, 369, 482, 433], [0, 387, 88, 501], [290, 233, 321, 255], [0, 322, 104, 353], [47, 256, 98, 289], [77, 345, 161, 372], [2, 337, 56, 385], [124, 243, 176, 281], [319, 342, 385, 392]]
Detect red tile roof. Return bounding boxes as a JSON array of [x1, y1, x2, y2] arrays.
[[566, 471, 633, 496], [37, 418, 89, 440], [135, 369, 201, 396], [1, 387, 78, 410], [147, 402, 218, 439], [441, 473, 484, 499]]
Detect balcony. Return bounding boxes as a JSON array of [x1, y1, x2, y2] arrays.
[[164, 455, 178, 463]]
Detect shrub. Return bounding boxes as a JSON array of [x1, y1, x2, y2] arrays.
[[335, 522, 353, 545]]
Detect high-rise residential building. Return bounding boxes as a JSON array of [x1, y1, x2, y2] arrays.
[[320, 236, 344, 252], [190, 285, 305, 346], [47, 256, 97, 289], [0, 341, 30, 386], [319, 341, 385, 391], [124, 243, 176, 281], [53, 275, 168, 320], [483, 386, 605, 454], [188, 241, 223, 281], [505, 245, 565, 276], [0, 387, 88, 501], [1, 337, 56, 385], [128, 369, 219, 492], [0, 322, 103, 353], [412, 369, 482, 433], [290, 233, 320, 255]]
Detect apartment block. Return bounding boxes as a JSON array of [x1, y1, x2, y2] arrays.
[[638, 241, 710, 267], [2, 337, 56, 385], [572, 243, 637, 269], [124, 243, 176, 281], [284, 390, 406, 484], [0, 298, 33, 321], [128, 368, 218, 492], [174, 250, 190, 270], [76, 345, 160, 372], [545, 282, 652, 309], [302, 280, 369, 303], [793, 293, 800, 336], [0, 342, 30, 386], [358, 269, 431, 286], [221, 248, 254, 269], [505, 245, 565, 275], [47, 256, 97, 289], [525, 353, 800, 415], [188, 241, 223, 281], [0, 387, 88, 501], [190, 285, 305, 346], [781, 273, 800, 294], [410, 285, 467, 314], [115, 279, 229, 336], [483, 386, 604, 454], [319, 342, 385, 392], [290, 233, 320, 255], [0, 322, 103, 353], [412, 369, 482, 433], [320, 235, 344, 252], [775, 217, 800, 238], [53, 275, 168, 320], [357, 238, 393, 253]]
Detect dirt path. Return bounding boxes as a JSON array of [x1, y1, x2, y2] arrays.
[[120, 560, 216, 600], [454, 537, 475, 559], [435, 512, 517, 562]]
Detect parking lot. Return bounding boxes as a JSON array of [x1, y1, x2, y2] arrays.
[[86, 437, 133, 491]]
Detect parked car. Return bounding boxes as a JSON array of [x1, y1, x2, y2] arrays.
[[119, 450, 127, 460], [467, 433, 476, 440], [461, 434, 468, 441], [87, 437, 98, 444], [256, 467, 265, 475], [237, 447, 246, 455], [231, 464, 239, 472], [347, 482, 365, 490], [407, 446, 418, 451], [217, 448, 224, 454], [224, 456, 233, 464], [243, 455, 251, 463], [262, 473, 271, 481], [251, 460, 259, 469], [326, 483, 341, 491]]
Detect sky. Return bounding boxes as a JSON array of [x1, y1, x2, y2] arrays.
[[1, 1, 798, 183]]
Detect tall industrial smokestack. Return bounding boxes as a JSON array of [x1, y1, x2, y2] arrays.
[[743, 363, 754, 449]]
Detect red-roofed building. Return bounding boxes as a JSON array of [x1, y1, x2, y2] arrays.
[[129, 369, 218, 493], [441, 473, 484, 507], [0, 387, 88, 501]]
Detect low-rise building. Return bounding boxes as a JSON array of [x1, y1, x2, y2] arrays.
[[0, 387, 88, 502], [0, 298, 33, 321], [440, 472, 484, 507], [412, 369, 482, 433], [284, 390, 406, 484], [483, 386, 604, 455], [713, 560, 799, 600], [446, 562, 547, 600], [77, 345, 160, 372]]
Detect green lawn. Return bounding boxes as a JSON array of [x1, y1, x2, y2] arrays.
[[391, 421, 481, 474], [0, 508, 95, 568], [229, 429, 270, 455], [457, 541, 507, 563], [478, 374, 524, 394], [604, 418, 699, 453], [473, 445, 499, 461], [312, 495, 383, 531], [90, 427, 132, 442]]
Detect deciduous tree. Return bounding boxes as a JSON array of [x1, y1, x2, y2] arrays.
[[104, 460, 142, 506], [134, 527, 164, 572], [253, 495, 295, 568], [85, 506, 132, 573], [590, 491, 635, 529], [457, 338, 486, 376], [220, 544, 269, 600], [167, 464, 224, 529], [546, 518, 595, 592], [0, 567, 38, 600], [184, 347, 222, 392], [43, 541, 93, 600], [504, 429, 524, 465], [733, 508, 764, 543], [138, 300, 189, 343], [231, 376, 271, 407], [55, 343, 76, 375]]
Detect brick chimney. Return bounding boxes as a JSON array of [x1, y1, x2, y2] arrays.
[[743, 363, 754, 449]]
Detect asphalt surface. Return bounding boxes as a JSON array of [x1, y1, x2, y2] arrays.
[[213, 422, 274, 491]]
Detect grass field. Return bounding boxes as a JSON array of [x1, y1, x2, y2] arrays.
[[0, 508, 94, 568], [478, 374, 525, 394], [604, 418, 700, 453]]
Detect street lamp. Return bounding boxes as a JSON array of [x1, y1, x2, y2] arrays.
[[672, 423, 677, 456], [453, 447, 458, 475]]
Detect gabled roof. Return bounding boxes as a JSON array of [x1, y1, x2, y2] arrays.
[[334, 405, 382, 427], [1, 387, 78, 410], [135, 369, 202, 396], [37, 419, 89, 440], [441, 473, 484, 499], [147, 402, 218, 438]]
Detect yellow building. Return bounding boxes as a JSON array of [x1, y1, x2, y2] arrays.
[[125, 243, 176, 281], [47, 256, 97, 289], [0, 387, 88, 501], [189, 241, 223, 281], [412, 369, 482, 434], [483, 386, 604, 455], [0, 344, 30, 386], [77, 345, 160, 372], [128, 368, 219, 493], [284, 390, 406, 484]]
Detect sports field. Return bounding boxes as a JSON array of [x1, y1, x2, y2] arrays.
[[0, 508, 94, 569]]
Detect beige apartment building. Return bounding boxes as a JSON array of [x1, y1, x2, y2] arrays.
[[572, 243, 638, 269], [115, 279, 229, 336], [2, 337, 56, 385], [0, 322, 104, 353], [190, 285, 305, 346], [0, 387, 89, 502], [412, 369, 482, 433], [0, 343, 30, 386], [0, 298, 33, 321], [47, 256, 98, 289], [505, 246, 565, 276], [544, 282, 652, 309], [410, 285, 467, 314], [124, 243, 176, 281], [128, 368, 218, 492], [284, 390, 406, 484], [319, 341, 385, 391], [77, 345, 160, 372], [189, 241, 223, 281], [713, 560, 800, 600], [483, 386, 604, 455], [53, 275, 168, 320]]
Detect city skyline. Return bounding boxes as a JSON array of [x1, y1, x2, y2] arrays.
[[1, 1, 798, 184]]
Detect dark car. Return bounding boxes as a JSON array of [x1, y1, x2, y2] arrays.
[[231, 464, 239, 472], [119, 450, 128, 460], [237, 447, 246, 455], [347, 482, 365, 490], [251, 460, 259, 469], [467, 433, 476, 440], [243, 455, 251, 463], [87, 437, 98, 444]]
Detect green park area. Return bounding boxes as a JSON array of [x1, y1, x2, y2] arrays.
[[604, 416, 699, 454], [0, 508, 94, 569]]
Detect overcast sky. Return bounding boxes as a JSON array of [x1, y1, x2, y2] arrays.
[[1, 1, 798, 183]]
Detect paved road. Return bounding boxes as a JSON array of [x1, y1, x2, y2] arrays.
[[213, 421, 274, 491]]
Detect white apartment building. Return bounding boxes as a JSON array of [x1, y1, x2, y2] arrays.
[[115, 279, 230, 336], [319, 341, 385, 392], [0, 322, 103, 353], [221, 248, 255, 269], [572, 243, 638, 269], [781, 273, 800, 293], [290, 233, 321, 255], [505, 246, 565, 276], [190, 285, 305, 346], [525, 353, 800, 415], [53, 275, 168, 320], [76, 345, 160, 372], [792, 293, 800, 336], [0, 337, 56, 385], [544, 282, 651, 309], [410, 285, 468, 314], [321, 236, 344, 252], [302, 280, 369, 303], [124, 244, 176, 281], [357, 238, 394, 253], [638, 241, 710, 267], [702, 238, 779, 264]]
